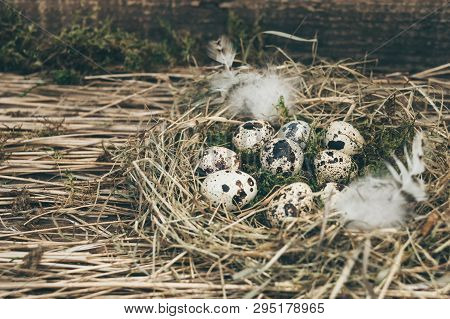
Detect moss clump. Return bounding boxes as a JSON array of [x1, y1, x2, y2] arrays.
[[0, 3, 271, 83], [50, 69, 83, 85], [251, 169, 307, 203], [0, 3, 41, 72], [0, 3, 198, 84], [360, 122, 415, 175], [205, 124, 234, 149]]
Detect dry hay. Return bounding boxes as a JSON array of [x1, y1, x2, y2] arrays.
[[0, 62, 448, 298]]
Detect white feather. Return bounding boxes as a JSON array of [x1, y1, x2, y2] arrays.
[[207, 35, 295, 122], [210, 70, 295, 123], [207, 36, 236, 70], [332, 132, 427, 229]]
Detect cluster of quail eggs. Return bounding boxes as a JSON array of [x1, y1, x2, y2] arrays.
[[197, 119, 365, 227]]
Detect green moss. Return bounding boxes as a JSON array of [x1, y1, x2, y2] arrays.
[[205, 124, 234, 149], [40, 21, 186, 75], [250, 169, 308, 203], [301, 125, 322, 190], [226, 11, 264, 64], [358, 121, 415, 176], [50, 69, 82, 85], [0, 3, 269, 81], [276, 96, 290, 125], [0, 2, 41, 72], [0, 2, 199, 82], [157, 19, 198, 64]]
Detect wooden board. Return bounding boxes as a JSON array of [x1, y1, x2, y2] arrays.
[[10, 0, 450, 72]]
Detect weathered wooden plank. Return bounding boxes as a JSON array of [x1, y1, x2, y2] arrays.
[[9, 0, 450, 72]]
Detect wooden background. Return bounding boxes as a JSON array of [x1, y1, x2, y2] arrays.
[[10, 0, 450, 72]]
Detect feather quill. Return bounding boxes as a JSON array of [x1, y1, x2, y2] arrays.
[[332, 132, 427, 229]]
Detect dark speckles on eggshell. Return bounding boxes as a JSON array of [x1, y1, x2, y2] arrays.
[[261, 138, 303, 175], [285, 123, 299, 139], [278, 121, 310, 150], [202, 170, 258, 211], [266, 182, 313, 227], [243, 121, 263, 130], [314, 149, 356, 185], [232, 189, 247, 206], [232, 120, 274, 151], [271, 140, 295, 162], [324, 121, 364, 155], [215, 158, 227, 170], [197, 147, 240, 176], [283, 203, 298, 217], [328, 140, 345, 150]]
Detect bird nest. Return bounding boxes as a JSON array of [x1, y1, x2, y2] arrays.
[[0, 61, 448, 298]]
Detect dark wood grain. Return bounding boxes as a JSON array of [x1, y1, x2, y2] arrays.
[[10, 0, 450, 72]]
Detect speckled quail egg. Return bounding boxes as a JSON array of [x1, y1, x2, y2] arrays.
[[277, 120, 311, 149], [320, 182, 346, 207], [201, 170, 257, 211], [314, 150, 357, 185], [196, 146, 240, 176], [323, 121, 365, 155], [266, 182, 313, 227], [261, 138, 304, 176], [232, 120, 274, 152]]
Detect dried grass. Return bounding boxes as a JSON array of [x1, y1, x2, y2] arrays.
[[0, 61, 448, 299]]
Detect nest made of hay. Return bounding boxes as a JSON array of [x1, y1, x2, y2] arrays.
[[119, 61, 449, 298], [0, 61, 448, 299]]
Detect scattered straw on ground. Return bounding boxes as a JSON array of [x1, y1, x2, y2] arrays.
[[0, 62, 448, 298]]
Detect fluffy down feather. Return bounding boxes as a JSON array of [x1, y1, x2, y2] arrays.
[[207, 36, 295, 122], [332, 132, 427, 229], [210, 70, 294, 122]]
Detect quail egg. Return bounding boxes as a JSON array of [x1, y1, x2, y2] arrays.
[[267, 182, 313, 227], [323, 121, 365, 155], [201, 170, 257, 211], [232, 120, 274, 152], [277, 120, 311, 149], [197, 146, 240, 176], [320, 182, 346, 207], [261, 138, 304, 176], [314, 150, 357, 185]]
